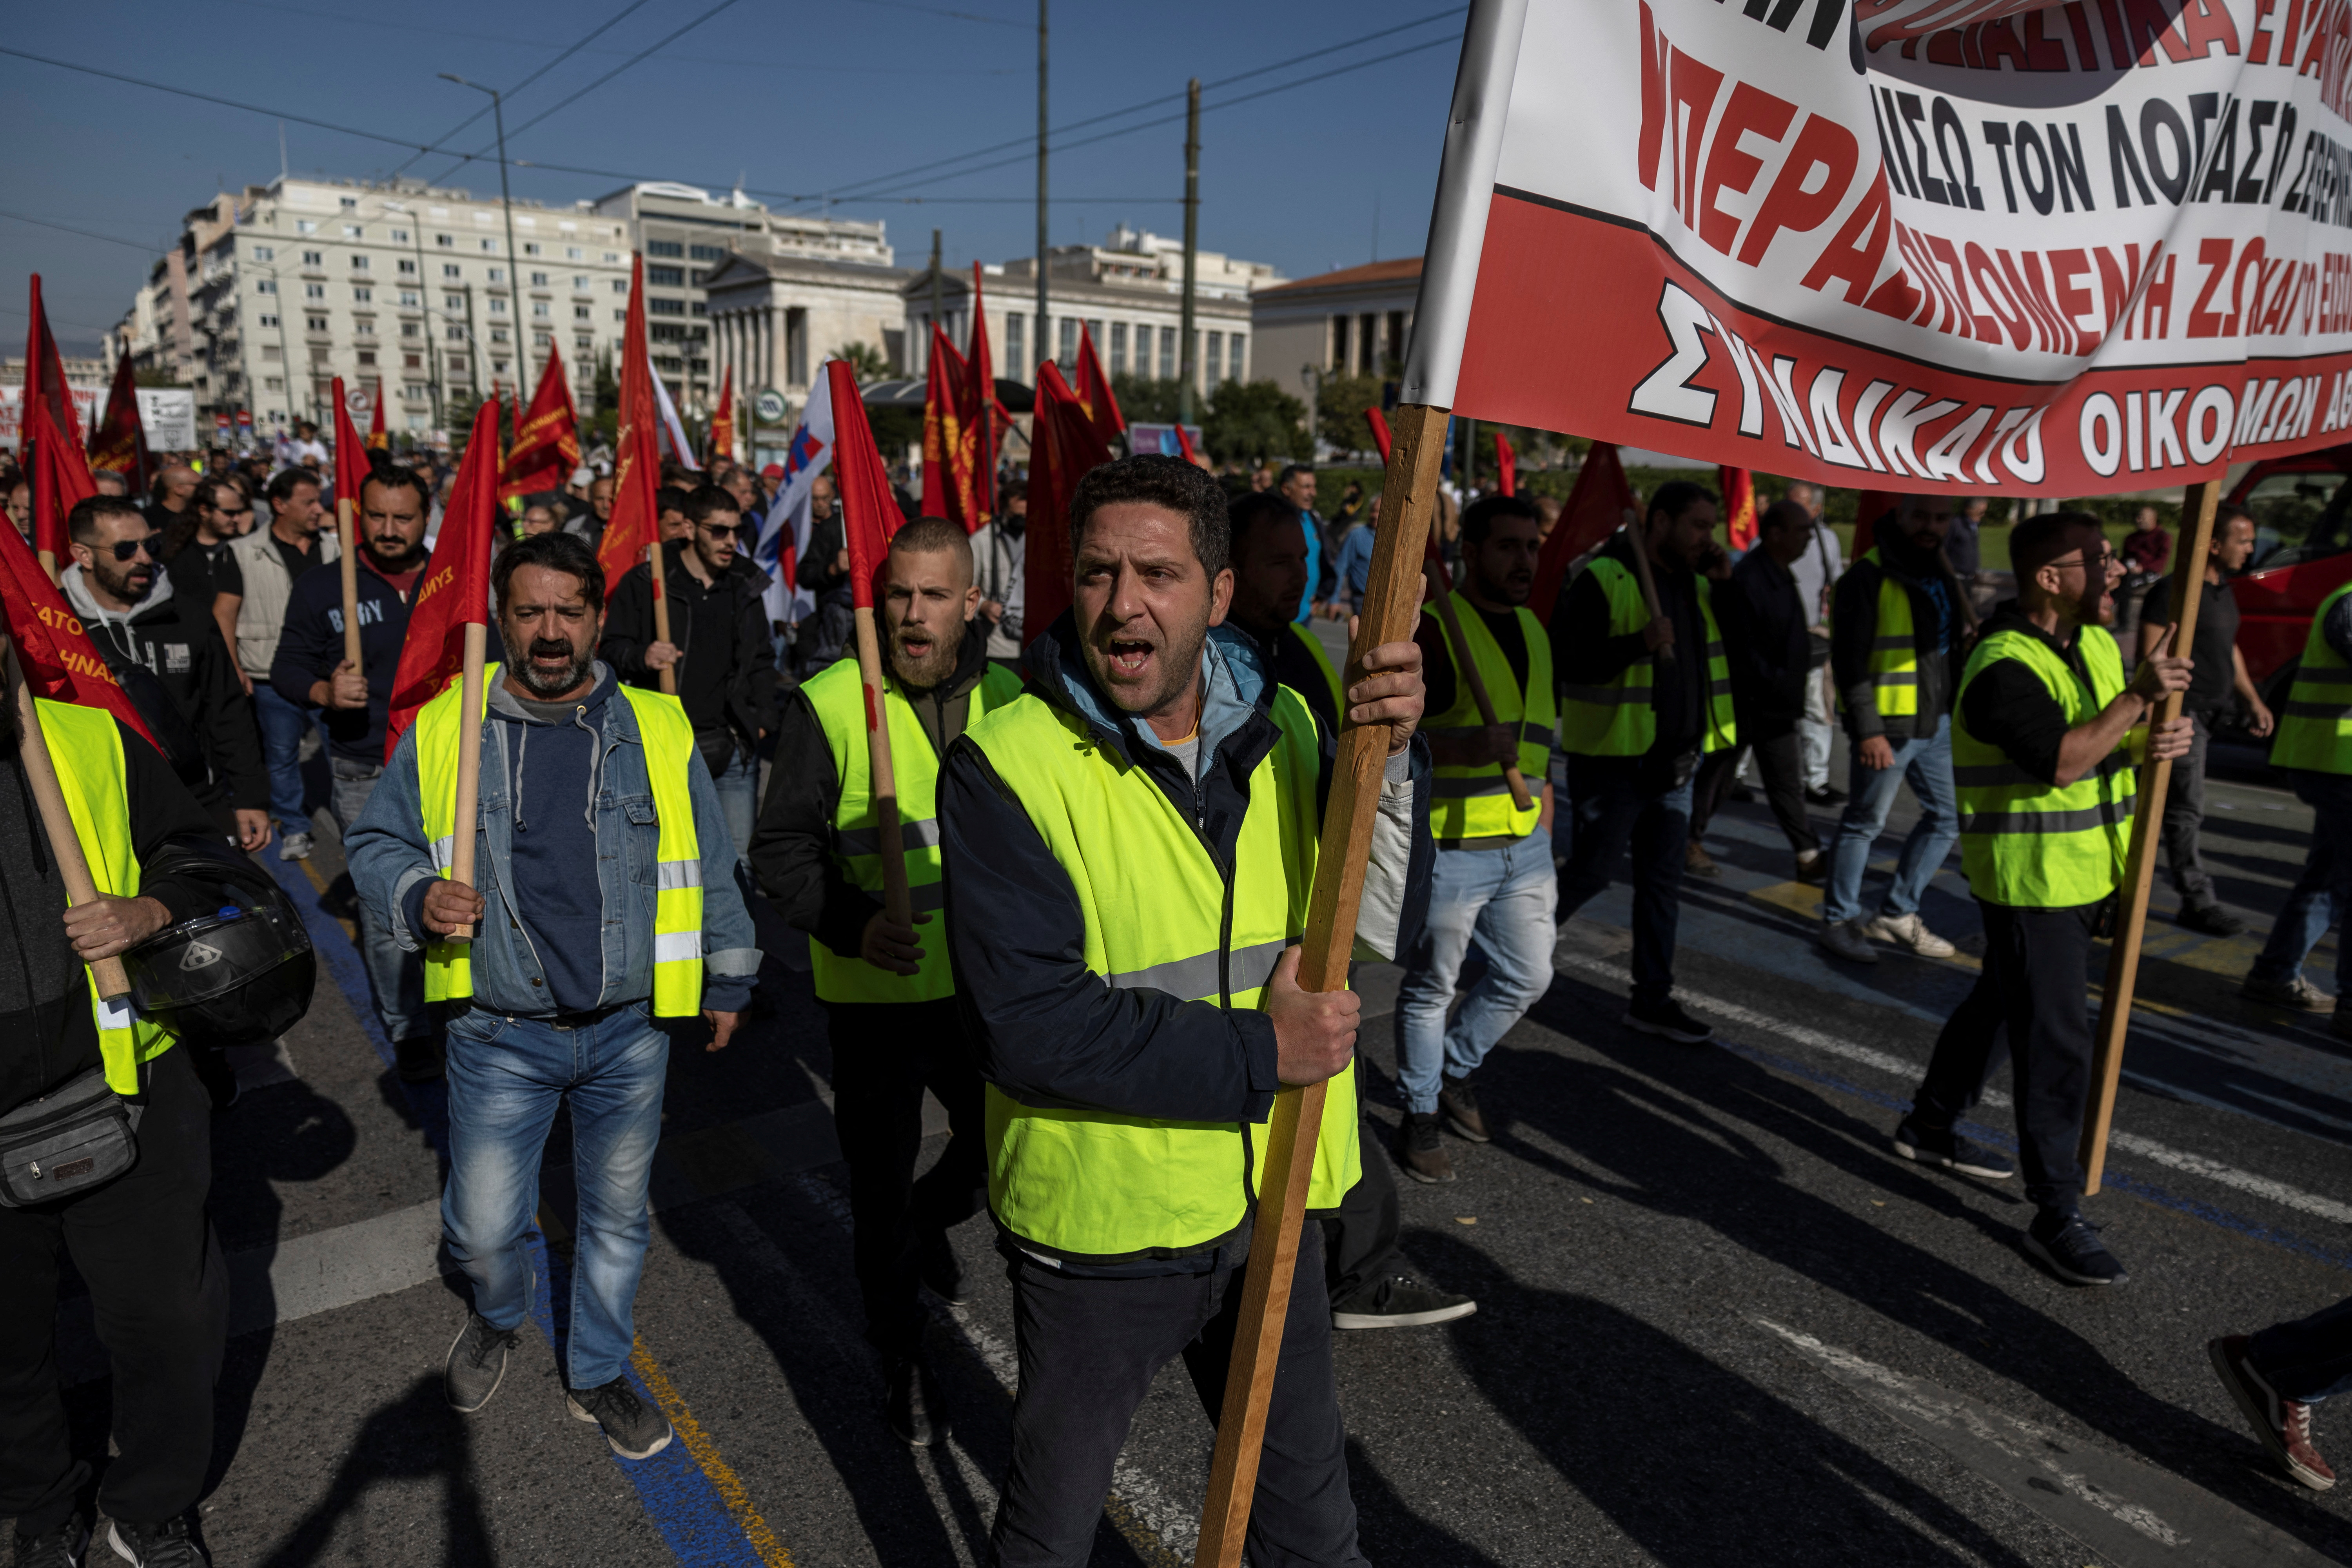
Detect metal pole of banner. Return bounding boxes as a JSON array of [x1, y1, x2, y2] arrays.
[[1178, 78, 1200, 426], [1035, 0, 1049, 373]]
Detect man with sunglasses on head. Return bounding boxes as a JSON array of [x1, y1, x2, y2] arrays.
[[1896, 512, 2192, 1288], [602, 483, 777, 859], [62, 495, 270, 856]]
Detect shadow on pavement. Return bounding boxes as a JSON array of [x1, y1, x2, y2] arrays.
[[251, 1374, 492, 1567]]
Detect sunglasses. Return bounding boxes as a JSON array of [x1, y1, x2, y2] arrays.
[[98, 534, 162, 563], [696, 521, 747, 539]]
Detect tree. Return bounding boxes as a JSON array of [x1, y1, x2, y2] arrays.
[[1109, 373, 1184, 423], [1202, 379, 1308, 467], [835, 341, 891, 385], [1312, 372, 1387, 456]]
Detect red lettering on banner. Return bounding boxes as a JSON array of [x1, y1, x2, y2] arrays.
[[1740, 114, 1860, 265], [1699, 83, 1798, 256], [1669, 51, 1726, 232], [2189, 238, 2235, 336], [1967, 242, 2032, 346], [1637, 2, 1669, 191], [2141, 248, 2178, 337], [2050, 249, 2096, 343], [1800, 170, 1895, 305], [2252, 0, 2281, 60], [2093, 247, 2133, 338], [2023, 9, 2074, 65]]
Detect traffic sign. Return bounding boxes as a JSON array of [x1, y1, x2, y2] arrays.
[[752, 387, 788, 424]]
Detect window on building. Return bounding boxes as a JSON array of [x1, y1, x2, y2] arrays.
[[447, 327, 467, 342], [1328, 314, 1348, 372], [488, 298, 507, 314], [490, 268, 510, 284], [350, 255, 369, 270], [576, 336, 594, 354], [1206, 332, 1222, 382], [532, 301, 549, 317], [480, 238, 497, 252], [611, 279, 627, 294], [400, 322, 419, 338], [613, 309, 626, 322], [688, 244, 723, 262], [261, 344, 282, 361], [353, 287, 372, 303], [566, 246, 583, 261], [1159, 326, 1176, 379], [646, 240, 684, 258], [342, 224, 362, 238], [1227, 334, 1245, 381], [443, 293, 463, 311], [1110, 322, 1127, 376], [603, 251, 621, 263], [448, 354, 468, 371], [572, 275, 589, 290], [530, 271, 549, 286], [524, 242, 541, 256], [493, 358, 510, 375], [1057, 317, 1077, 368], [265, 376, 284, 392], [442, 264, 460, 280], [390, 228, 408, 243], [397, 258, 416, 275], [648, 265, 684, 287], [491, 327, 509, 344], [304, 283, 325, 300], [404, 353, 421, 369], [307, 315, 328, 331], [254, 245, 274, 261], [436, 234, 454, 248], [256, 279, 277, 295], [301, 250, 323, 266], [574, 305, 591, 321], [357, 352, 376, 370], [648, 297, 685, 316], [397, 290, 419, 307], [339, 196, 357, 209], [296, 220, 317, 234], [355, 318, 374, 334], [258, 314, 279, 329], [533, 331, 551, 348], [691, 300, 708, 316]]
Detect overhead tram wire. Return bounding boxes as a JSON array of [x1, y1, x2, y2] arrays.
[[386, 0, 663, 180], [797, 4, 1466, 209], [0, 209, 171, 252]]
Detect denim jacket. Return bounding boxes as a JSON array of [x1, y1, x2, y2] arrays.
[[346, 665, 762, 1016]]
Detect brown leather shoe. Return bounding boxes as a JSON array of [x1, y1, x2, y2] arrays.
[[1439, 1076, 1491, 1143], [1396, 1113, 1454, 1183], [1685, 841, 1721, 878]]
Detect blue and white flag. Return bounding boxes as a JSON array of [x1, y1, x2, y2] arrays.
[[759, 364, 834, 626]]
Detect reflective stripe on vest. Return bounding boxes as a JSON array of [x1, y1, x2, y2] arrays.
[[2271, 581, 2352, 775], [802, 657, 1023, 1002], [413, 667, 706, 1014], [1556, 558, 1737, 759], [1422, 590, 1554, 837], [1953, 627, 2136, 907], [1835, 553, 1922, 721], [964, 683, 1361, 1262], [40, 700, 177, 1094]]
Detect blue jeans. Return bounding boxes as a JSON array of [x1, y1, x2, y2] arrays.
[[1559, 754, 1695, 1008], [330, 758, 430, 1045], [443, 1002, 669, 1390], [1395, 828, 1558, 1116], [251, 681, 311, 829], [710, 746, 758, 864], [2250, 769, 2352, 996], [1822, 716, 1961, 926]]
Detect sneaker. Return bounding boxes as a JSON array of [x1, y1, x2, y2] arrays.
[[885, 1357, 949, 1447], [1863, 912, 1957, 958], [445, 1311, 521, 1413], [103, 1518, 205, 1566], [1793, 851, 1828, 886], [1804, 785, 1847, 806], [1396, 1112, 1454, 1184], [276, 830, 314, 862], [2024, 1208, 2128, 1286], [394, 1034, 445, 1085], [1624, 996, 1713, 1044], [566, 1376, 673, 1459], [13, 1514, 86, 1568], [2240, 973, 2336, 1011], [918, 1228, 967, 1306], [1332, 1275, 1478, 1330], [1892, 1116, 2016, 1180], [1818, 920, 1880, 965], [2177, 901, 2248, 937], [1438, 1076, 1490, 1143], [2209, 1335, 2336, 1490], [1685, 841, 1722, 878]]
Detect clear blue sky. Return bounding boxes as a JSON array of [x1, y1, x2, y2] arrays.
[[3, 0, 1466, 357]]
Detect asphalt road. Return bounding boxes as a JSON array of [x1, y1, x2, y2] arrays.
[[14, 711, 2348, 1567]]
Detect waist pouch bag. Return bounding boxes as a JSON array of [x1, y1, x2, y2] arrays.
[[0, 1065, 140, 1208], [695, 726, 737, 780]]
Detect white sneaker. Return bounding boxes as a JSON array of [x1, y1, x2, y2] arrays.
[[1819, 919, 1879, 964], [278, 830, 314, 862], [1864, 912, 1956, 958]]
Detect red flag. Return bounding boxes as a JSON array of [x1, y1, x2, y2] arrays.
[[596, 256, 664, 588], [1174, 420, 1200, 465], [968, 263, 1004, 517], [368, 382, 389, 450], [20, 276, 83, 459], [1719, 465, 1756, 553], [921, 325, 982, 528], [27, 397, 96, 568], [1495, 431, 1517, 498], [1023, 360, 1118, 636], [1071, 322, 1125, 449], [86, 354, 151, 492], [0, 488, 158, 750], [499, 345, 583, 503], [709, 366, 736, 467], [385, 398, 500, 760], [1530, 443, 1640, 624], [827, 359, 904, 611], [1365, 408, 1393, 464], [330, 376, 371, 518]]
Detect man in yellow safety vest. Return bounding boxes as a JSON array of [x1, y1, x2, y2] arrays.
[[2239, 576, 2352, 1035], [939, 454, 1431, 1566], [347, 532, 761, 1462], [1897, 512, 2191, 1287], [748, 517, 1020, 1446]]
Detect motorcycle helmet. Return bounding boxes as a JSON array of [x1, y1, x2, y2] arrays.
[[121, 850, 316, 1048]]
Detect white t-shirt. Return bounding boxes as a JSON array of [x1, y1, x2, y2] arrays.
[[1789, 518, 1845, 628]]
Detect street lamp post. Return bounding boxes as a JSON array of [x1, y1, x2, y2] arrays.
[[438, 73, 532, 395]]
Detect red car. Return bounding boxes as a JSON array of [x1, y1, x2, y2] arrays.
[[2223, 448, 2352, 710]]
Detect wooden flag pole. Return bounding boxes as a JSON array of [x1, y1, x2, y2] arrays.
[[650, 543, 677, 697], [851, 603, 913, 927], [1620, 504, 1674, 666], [336, 495, 363, 673], [5, 642, 132, 999], [446, 621, 489, 942], [1195, 401, 1445, 1568], [1424, 553, 1534, 812], [2081, 477, 2221, 1194]]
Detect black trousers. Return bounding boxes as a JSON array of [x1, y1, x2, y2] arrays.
[[1910, 899, 2098, 1210], [2249, 1294, 2352, 1403], [0, 1049, 228, 1537], [1691, 730, 1820, 857], [1319, 1110, 1400, 1308], [990, 1221, 1365, 1568], [826, 998, 987, 1360]]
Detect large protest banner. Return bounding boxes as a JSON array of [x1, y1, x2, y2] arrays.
[[1413, 0, 2352, 494]]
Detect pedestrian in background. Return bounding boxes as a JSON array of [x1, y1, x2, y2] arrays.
[[230, 465, 334, 859], [162, 475, 255, 684], [969, 489, 1027, 666], [1278, 463, 1328, 621], [1947, 496, 1987, 581], [1782, 480, 1846, 806], [1818, 495, 1966, 965], [2141, 505, 2272, 937]]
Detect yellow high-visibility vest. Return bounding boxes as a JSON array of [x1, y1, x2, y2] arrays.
[[2271, 581, 2352, 775], [1557, 558, 1735, 759], [1420, 590, 1553, 838]]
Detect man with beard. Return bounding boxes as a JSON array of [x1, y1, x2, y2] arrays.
[[271, 465, 439, 1081], [1898, 512, 2191, 1286], [232, 466, 335, 859], [347, 531, 760, 1463], [1552, 481, 1738, 1046], [62, 495, 270, 853], [601, 484, 776, 858], [0, 639, 239, 1568], [968, 489, 1027, 666], [1392, 494, 1559, 1183], [162, 477, 256, 683], [940, 456, 1432, 1566], [748, 517, 1020, 1446], [1221, 489, 1475, 1330]]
